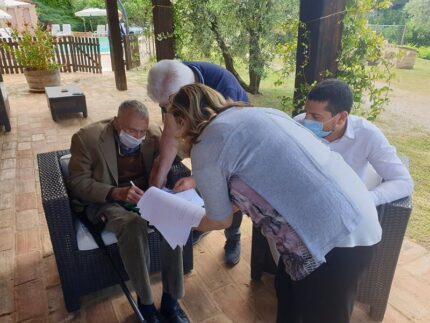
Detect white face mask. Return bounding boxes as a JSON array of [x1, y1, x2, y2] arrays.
[[119, 130, 145, 149]]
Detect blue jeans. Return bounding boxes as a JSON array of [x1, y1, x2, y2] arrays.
[[224, 210, 243, 241]]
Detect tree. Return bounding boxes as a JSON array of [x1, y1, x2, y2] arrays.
[[276, 0, 393, 120], [121, 0, 153, 35], [405, 0, 430, 31], [173, 0, 296, 94], [404, 0, 430, 46], [34, 0, 83, 31]]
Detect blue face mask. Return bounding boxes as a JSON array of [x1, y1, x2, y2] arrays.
[[302, 119, 333, 138]]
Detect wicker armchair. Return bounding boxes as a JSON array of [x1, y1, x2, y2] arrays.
[[356, 195, 412, 321], [250, 196, 412, 322], [37, 150, 193, 313], [0, 82, 11, 132]]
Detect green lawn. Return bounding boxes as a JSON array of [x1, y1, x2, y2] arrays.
[[248, 72, 295, 113], [390, 58, 430, 96], [376, 59, 430, 248], [384, 131, 430, 248]]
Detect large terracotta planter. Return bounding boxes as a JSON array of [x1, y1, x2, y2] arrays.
[[396, 46, 417, 69], [23, 68, 61, 92]]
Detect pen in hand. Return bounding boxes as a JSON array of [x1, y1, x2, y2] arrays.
[[129, 180, 144, 201]]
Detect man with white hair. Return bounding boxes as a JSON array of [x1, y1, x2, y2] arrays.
[[147, 60, 248, 266]]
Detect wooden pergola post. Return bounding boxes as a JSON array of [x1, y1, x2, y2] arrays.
[[106, 0, 127, 91], [292, 0, 347, 115], [151, 0, 175, 61]]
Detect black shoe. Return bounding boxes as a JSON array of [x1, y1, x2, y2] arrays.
[[137, 299, 162, 323], [192, 230, 209, 245], [160, 303, 190, 323], [142, 312, 162, 323], [224, 239, 241, 266]]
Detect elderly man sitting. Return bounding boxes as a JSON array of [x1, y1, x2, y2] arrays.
[[67, 100, 189, 323]]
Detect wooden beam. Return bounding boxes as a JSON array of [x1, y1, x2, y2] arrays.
[[293, 0, 346, 115], [151, 0, 175, 61], [106, 0, 127, 91]]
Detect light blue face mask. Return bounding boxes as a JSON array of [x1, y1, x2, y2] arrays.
[[119, 130, 145, 149], [302, 119, 333, 138]]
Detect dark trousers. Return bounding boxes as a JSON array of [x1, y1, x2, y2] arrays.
[[86, 203, 184, 304], [224, 210, 243, 241], [275, 245, 375, 323]]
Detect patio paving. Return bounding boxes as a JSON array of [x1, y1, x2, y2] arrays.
[[0, 71, 429, 322]]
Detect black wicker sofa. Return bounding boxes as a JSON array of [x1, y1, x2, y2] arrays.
[[37, 150, 193, 313]]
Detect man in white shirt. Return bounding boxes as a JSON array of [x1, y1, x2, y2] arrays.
[[294, 79, 413, 206]]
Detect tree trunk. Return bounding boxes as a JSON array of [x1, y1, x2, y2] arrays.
[[151, 0, 175, 61], [248, 28, 262, 94], [208, 14, 253, 93], [293, 0, 346, 115]]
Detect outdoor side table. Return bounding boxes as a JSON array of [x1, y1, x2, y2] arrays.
[[45, 85, 87, 121]]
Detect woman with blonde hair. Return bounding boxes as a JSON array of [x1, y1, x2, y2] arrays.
[[169, 83, 381, 323]]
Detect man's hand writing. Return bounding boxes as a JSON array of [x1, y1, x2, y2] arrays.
[[111, 185, 144, 204]]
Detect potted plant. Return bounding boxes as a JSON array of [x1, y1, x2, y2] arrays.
[[396, 46, 418, 69], [2, 26, 61, 92]]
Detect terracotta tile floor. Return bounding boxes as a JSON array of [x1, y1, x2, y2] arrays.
[[0, 71, 429, 322]]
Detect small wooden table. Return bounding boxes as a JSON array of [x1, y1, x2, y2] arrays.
[[45, 85, 87, 121]]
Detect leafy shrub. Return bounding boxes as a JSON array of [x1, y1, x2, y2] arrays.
[[417, 46, 430, 60], [2, 27, 61, 71]]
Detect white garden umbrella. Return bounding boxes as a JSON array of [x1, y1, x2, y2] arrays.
[[74, 7, 122, 18], [74, 8, 107, 17], [2, 0, 31, 7], [75, 8, 107, 32], [75, 8, 122, 32], [0, 9, 12, 20]]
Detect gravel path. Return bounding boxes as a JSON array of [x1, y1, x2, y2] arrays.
[[377, 83, 430, 134]]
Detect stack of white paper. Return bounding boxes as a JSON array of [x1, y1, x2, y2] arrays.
[[137, 187, 205, 249]]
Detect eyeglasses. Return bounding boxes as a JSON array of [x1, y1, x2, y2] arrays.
[[159, 104, 167, 114], [159, 93, 177, 114]]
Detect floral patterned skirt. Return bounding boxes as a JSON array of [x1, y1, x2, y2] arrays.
[[229, 176, 323, 281]]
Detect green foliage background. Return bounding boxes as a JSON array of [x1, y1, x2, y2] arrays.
[[34, 0, 420, 120], [274, 0, 394, 120], [173, 0, 298, 93], [34, 0, 152, 33], [369, 0, 430, 47], [34, 0, 83, 31]]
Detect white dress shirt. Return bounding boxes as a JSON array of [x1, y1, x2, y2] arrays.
[[295, 113, 413, 206]]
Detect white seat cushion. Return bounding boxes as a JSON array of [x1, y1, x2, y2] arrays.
[[75, 219, 155, 251], [75, 219, 117, 251]]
